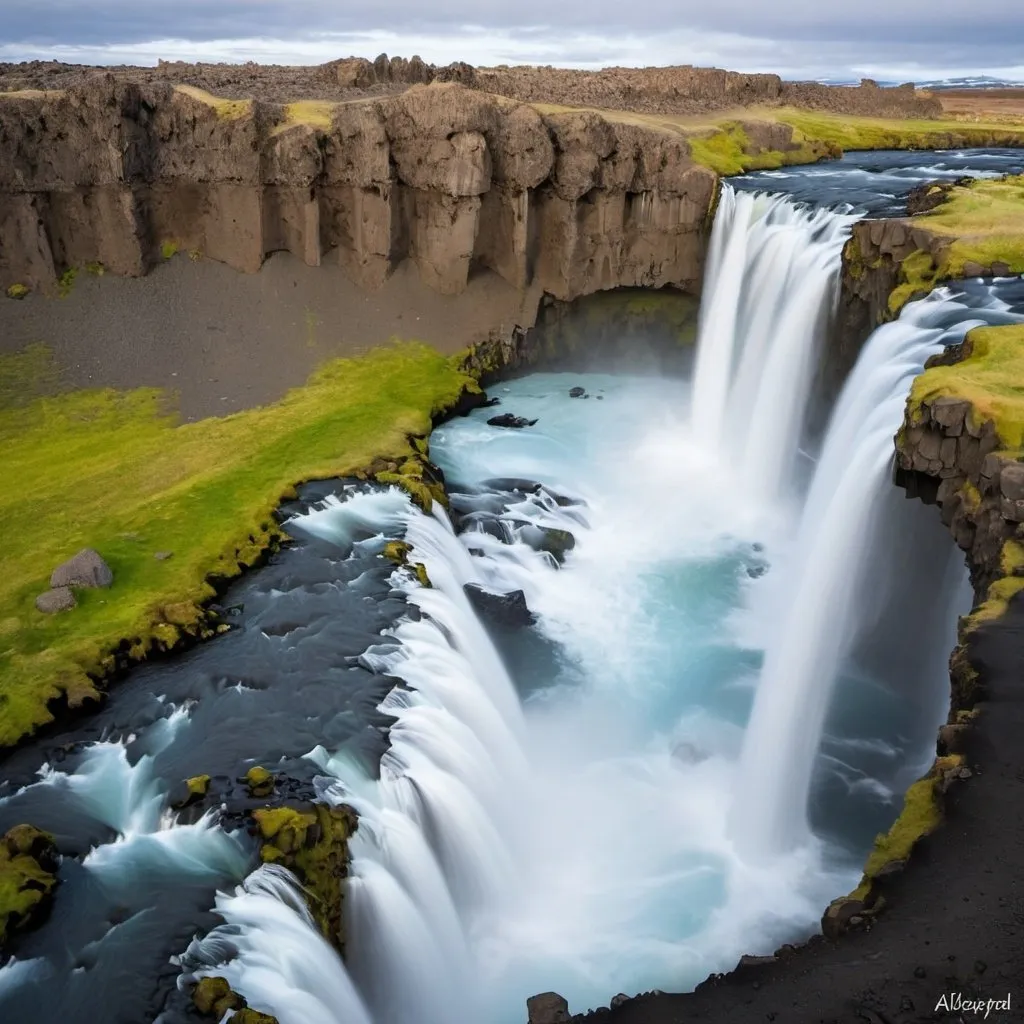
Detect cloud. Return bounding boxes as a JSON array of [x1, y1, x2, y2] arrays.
[[1, 1, 1022, 81]]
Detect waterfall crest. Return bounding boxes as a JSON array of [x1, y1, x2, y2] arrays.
[[691, 185, 860, 502]]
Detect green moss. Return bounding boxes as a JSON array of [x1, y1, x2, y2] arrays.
[[83, 261, 105, 277], [174, 85, 252, 121], [961, 479, 982, 513], [273, 100, 338, 134], [909, 325, 1024, 450], [412, 562, 432, 588], [861, 761, 952, 878], [232, 1011, 279, 1024], [887, 249, 940, 314], [160, 241, 179, 261], [0, 342, 475, 748], [186, 774, 210, 798], [0, 825, 58, 950], [5, 283, 28, 300], [382, 540, 411, 564], [969, 571, 1024, 628], [192, 976, 278, 1024], [374, 456, 448, 513], [57, 267, 76, 298], [244, 766, 275, 797], [253, 803, 357, 951]]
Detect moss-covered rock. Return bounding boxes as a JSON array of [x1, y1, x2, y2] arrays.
[[0, 824, 59, 951], [252, 802, 358, 952], [824, 755, 964, 937], [382, 540, 412, 565], [5, 283, 28, 300], [171, 773, 211, 810], [192, 976, 279, 1024], [244, 765, 275, 798], [374, 454, 448, 513]]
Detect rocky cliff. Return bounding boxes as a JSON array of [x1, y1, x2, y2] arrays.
[[0, 77, 724, 304], [2, 57, 943, 119]]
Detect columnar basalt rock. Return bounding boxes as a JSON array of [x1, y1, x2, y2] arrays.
[[0, 78, 718, 306], [896, 384, 1018, 594]]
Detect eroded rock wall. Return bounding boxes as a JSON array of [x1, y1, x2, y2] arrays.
[[896, 379, 1018, 595], [0, 77, 721, 306]]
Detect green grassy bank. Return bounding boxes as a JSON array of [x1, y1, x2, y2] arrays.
[[0, 342, 476, 748]]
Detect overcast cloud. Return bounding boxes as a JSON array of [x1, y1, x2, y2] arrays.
[[1, 1, 1021, 82]]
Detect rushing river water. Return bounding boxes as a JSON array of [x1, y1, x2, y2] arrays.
[[2, 149, 1024, 1024]]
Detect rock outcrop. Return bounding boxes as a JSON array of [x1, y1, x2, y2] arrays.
[[0, 77, 720, 304], [322, 58, 941, 120], [1, 58, 943, 119]]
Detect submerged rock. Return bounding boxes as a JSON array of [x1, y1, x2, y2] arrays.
[[50, 547, 113, 589], [536, 527, 576, 564], [569, 386, 587, 398], [465, 584, 536, 627], [34, 587, 76, 613], [487, 413, 538, 429]]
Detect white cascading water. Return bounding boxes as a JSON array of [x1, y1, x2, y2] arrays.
[[732, 284, 1024, 859], [691, 185, 861, 502]]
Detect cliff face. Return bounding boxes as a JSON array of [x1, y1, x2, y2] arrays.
[[0, 77, 721, 303]]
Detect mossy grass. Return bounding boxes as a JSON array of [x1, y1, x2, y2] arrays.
[[160, 241, 180, 261], [5, 283, 29, 300], [889, 177, 1024, 313], [174, 85, 252, 121], [909, 324, 1024, 450], [272, 100, 338, 135], [0, 342, 475, 748], [774, 108, 1024, 154]]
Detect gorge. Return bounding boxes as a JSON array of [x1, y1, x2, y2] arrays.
[[2, 66, 1024, 1024]]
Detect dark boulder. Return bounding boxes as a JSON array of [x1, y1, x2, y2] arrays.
[[536, 527, 576, 564], [527, 992, 570, 1024], [50, 548, 113, 589], [487, 413, 538, 429], [569, 386, 587, 398], [464, 584, 535, 627]]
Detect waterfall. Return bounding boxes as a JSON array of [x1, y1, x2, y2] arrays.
[[691, 185, 860, 502], [198, 491, 536, 1024], [731, 283, 1024, 859]]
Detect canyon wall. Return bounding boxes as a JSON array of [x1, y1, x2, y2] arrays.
[[0, 77, 735, 307]]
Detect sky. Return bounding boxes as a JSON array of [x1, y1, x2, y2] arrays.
[[1, 1, 1022, 83]]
